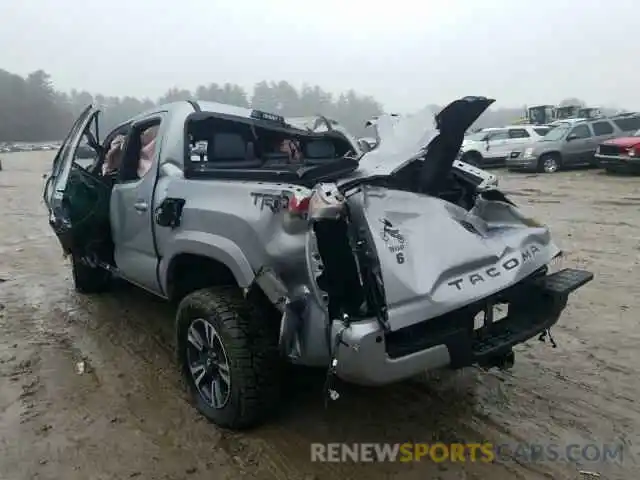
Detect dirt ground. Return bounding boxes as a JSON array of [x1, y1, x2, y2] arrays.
[[1, 151, 638, 480]]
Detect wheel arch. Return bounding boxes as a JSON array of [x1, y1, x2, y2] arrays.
[[461, 150, 483, 165], [462, 149, 482, 158], [161, 232, 255, 301], [539, 150, 563, 162]]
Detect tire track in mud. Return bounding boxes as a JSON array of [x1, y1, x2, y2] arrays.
[[2, 155, 640, 479], [0, 250, 533, 478], [0, 268, 266, 480], [0, 254, 548, 480]]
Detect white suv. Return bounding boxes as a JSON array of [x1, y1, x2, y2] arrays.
[[460, 125, 552, 167]]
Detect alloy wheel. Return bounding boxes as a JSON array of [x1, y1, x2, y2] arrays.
[[542, 157, 559, 173], [186, 318, 231, 409]]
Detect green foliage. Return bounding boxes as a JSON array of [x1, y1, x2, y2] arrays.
[[1, 68, 617, 142], [0, 70, 384, 141]]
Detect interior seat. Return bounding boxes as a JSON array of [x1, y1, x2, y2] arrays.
[[206, 132, 261, 169], [303, 138, 337, 165], [261, 152, 291, 168]]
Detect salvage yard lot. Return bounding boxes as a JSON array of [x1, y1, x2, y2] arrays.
[[1, 151, 638, 480]]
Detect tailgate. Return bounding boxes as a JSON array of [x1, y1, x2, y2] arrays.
[[348, 186, 560, 331]]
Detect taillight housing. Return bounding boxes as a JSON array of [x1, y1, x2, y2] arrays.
[[285, 183, 346, 220], [287, 193, 311, 214], [307, 183, 346, 221]]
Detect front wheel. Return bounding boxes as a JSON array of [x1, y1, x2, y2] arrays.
[[176, 287, 282, 430], [538, 154, 561, 173]]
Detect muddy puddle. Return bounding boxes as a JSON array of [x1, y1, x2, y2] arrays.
[[0, 152, 638, 480]]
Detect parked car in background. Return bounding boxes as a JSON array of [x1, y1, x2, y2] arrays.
[[459, 125, 551, 168], [595, 128, 640, 173], [507, 115, 640, 173], [549, 118, 586, 126]]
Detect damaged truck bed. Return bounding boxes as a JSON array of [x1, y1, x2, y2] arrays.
[[43, 96, 593, 430]]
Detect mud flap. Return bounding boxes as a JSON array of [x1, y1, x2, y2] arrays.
[[252, 267, 304, 358], [279, 289, 311, 359]]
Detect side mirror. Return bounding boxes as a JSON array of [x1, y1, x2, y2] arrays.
[[566, 134, 578, 141]]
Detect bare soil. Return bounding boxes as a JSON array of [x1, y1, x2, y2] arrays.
[[1, 152, 638, 480]]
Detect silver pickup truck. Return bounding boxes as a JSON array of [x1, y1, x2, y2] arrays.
[[43, 96, 593, 430]]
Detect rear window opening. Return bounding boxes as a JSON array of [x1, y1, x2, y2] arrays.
[[184, 115, 355, 172]]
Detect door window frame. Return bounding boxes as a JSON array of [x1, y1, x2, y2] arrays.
[[117, 115, 165, 184], [568, 124, 592, 140], [46, 107, 100, 210], [49, 106, 93, 184], [92, 122, 133, 176]]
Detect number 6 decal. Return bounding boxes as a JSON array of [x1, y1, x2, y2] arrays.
[[396, 252, 405, 264]]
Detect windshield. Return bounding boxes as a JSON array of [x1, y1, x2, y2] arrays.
[[542, 124, 570, 141], [634, 129, 640, 137]]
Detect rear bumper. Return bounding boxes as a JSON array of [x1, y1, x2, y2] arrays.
[[334, 268, 593, 385], [595, 154, 640, 172]]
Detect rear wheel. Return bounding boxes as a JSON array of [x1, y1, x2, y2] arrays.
[[461, 151, 482, 167], [538, 153, 561, 173], [176, 287, 282, 430], [71, 253, 111, 293]]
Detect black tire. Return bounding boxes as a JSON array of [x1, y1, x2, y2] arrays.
[[537, 153, 561, 173], [461, 151, 482, 167], [71, 253, 111, 293], [176, 287, 281, 430]]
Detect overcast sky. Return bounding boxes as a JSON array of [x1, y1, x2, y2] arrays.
[[1, 0, 638, 112]]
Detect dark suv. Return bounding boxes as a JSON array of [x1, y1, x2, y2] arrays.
[[507, 115, 640, 173]]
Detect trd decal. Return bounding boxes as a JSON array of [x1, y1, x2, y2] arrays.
[[250, 191, 290, 213]]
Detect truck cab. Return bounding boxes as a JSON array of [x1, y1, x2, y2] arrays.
[[525, 105, 556, 125]]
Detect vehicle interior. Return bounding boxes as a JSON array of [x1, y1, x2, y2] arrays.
[[56, 99, 493, 263], [184, 115, 356, 172], [55, 111, 359, 261]]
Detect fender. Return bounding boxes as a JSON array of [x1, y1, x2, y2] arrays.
[[539, 150, 562, 160], [159, 230, 255, 293]]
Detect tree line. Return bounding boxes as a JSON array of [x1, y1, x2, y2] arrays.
[[0, 69, 386, 142], [0, 68, 619, 143]]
